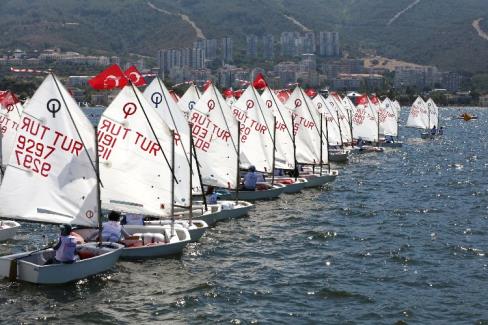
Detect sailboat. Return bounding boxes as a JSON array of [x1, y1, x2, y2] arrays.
[[351, 95, 384, 153], [92, 83, 192, 257], [261, 87, 308, 193], [406, 97, 439, 139], [142, 78, 209, 241], [177, 83, 254, 224], [313, 93, 350, 162], [0, 93, 23, 240], [0, 74, 123, 284], [286, 87, 338, 187], [218, 85, 286, 201], [378, 97, 402, 147]]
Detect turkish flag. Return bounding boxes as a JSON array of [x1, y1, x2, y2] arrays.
[[222, 88, 234, 98], [88, 64, 127, 90], [203, 79, 212, 91], [305, 88, 317, 98], [233, 89, 244, 99], [124, 66, 146, 87], [253, 73, 267, 90], [356, 95, 369, 106], [0, 91, 20, 106], [370, 95, 379, 105]]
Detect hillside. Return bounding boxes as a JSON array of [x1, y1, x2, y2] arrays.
[[1, 0, 488, 73]]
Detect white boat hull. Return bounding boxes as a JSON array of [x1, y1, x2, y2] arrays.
[[329, 151, 349, 163], [214, 201, 254, 221], [421, 132, 436, 139], [141, 220, 208, 242], [0, 220, 20, 241], [380, 141, 403, 148], [0, 242, 123, 284], [121, 226, 191, 259], [302, 170, 339, 188], [218, 185, 285, 201], [273, 178, 307, 194]]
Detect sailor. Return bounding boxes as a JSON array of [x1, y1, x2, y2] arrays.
[[431, 125, 437, 135], [385, 135, 394, 143], [102, 211, 131, 243], [438, 126, 444, 135], [357, 137, 364, 148], [242, 165, 258, 191], [53, 224, 78, 264], [205, 186, 218, 204]]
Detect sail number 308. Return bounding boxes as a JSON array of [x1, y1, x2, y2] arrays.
[[15, 135, 54, 177]]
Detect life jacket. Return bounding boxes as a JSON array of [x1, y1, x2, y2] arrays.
[[55, 235, 77, 263], [102, 221, 122, 242]]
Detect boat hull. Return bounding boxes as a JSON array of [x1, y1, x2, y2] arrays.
[[0, 242, 123, 284], [0, 221, 20, 241], [380, 141, 403, 148], [218, 185, 285, 201], [273, 178, 307, 194], [302, 170, 339, 188], [329, 151, 349, 163], [121, 226, 190, 259], [140, 220, 208, 242]]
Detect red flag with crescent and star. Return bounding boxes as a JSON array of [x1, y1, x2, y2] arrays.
[[252, 73, 267, 90], [0, 90, 20, 106], [124, 66, 146, 87], [88, 64, 128, 90]]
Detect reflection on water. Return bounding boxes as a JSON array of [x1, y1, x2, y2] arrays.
[[1, 107, 487, 323]]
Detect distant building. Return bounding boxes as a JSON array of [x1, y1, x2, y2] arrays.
[[479, 94, 488, 107], [159, 47, 206, 79], [262, 34, 274, 60], [273, 61, 299, 87], [323, 59, 364, 79], [441, 72, 462, 92], [280, 32, 300, 57], [217, 65, 249, 88], [394, 66, 441, 90], [318, 32, 340, 57], [331, 73, 384, 91], [246, 35, 259, 58], [194, 39, 219, 61], [221, 37, 233, 64]]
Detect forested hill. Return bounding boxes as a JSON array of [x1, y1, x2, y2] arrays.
[[1, 0, 488, 73]]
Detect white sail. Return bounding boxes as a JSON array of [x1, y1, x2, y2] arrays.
[[178, 83, 201, 119], [406, 97, 429, 129], [0, 101, 24, 168], [426, 98, 439, 128], [313, 94, 342, 146], [352, 95, 379, 142], [143, 78, 201, 205], [261, 88, 295, 169], [330, 93, 353, 144], [189, 84, 238, 188], [286, 87, 326, 165], [0, 74, 98, 226], [231, 85, 274, 172], [379, 98, 398, 136], [98, 85, 173, 217]]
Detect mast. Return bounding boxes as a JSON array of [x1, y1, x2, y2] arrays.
[[94, 125, 102, 246], [170, 129, 175, 238], [291, 114, 297, 181], [235, 121, 241, 204], [325, 117, 330, 173], [271, 117, 277, 185], [377, 111, 380, 147], [190, 126, 207, 211], [319, 113, 323, 176], [336, 110, 344, 147], [188, 123, 193, 226]]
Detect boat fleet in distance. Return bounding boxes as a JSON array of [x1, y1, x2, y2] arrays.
[[0, 74, 442, 284]]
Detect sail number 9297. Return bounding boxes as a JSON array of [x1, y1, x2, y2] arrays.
[[14, 135, 54, 177]]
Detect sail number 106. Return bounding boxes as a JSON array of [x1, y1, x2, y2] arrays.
[[14, 135, 54, 177]]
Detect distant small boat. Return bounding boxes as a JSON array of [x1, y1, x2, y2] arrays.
[[455, 113, 478, 121]]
